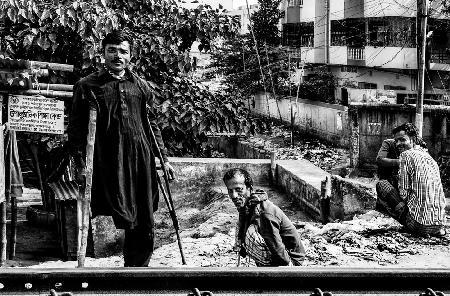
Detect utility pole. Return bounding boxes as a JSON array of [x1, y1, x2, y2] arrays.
[[325, 0, 330, 64], [416, 0, 429, 137]]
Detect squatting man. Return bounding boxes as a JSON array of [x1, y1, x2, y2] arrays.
[[376, 123, 447, 237], [223, 168, 306, 266]]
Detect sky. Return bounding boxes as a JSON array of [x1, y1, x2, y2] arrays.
[[178, 0, 258, 10]]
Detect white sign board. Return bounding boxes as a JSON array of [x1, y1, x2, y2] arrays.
[[8, 95, 64, 134]]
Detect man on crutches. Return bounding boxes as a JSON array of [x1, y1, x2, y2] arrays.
[[67, 30, 177, 267]]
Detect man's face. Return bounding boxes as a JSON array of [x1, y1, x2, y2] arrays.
[[394, 130, 414, 153], [224, 175, 251, 210], [104, 41, 131, 74]]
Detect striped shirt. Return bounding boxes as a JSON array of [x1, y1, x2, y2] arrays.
[[399, 146, 446, 226]]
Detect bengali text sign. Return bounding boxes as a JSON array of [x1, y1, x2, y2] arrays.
[[8, 95, 64, 134]]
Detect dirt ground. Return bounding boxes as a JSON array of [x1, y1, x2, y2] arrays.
[[5, 185, 450, 269], [3, 124, 450, 269]]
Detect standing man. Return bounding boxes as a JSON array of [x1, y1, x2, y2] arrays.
[[376, 123, 447, 237], [223, 168, 305, 266], [67, 30, 174, 267]]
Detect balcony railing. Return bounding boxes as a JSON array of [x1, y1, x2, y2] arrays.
[[348, 47, 365, 60], [429, 49, 450, 64]]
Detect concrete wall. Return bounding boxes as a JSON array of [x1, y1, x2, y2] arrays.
[[250, 92, 350, 147], [207, 135, 272, 159], [350, 104, 450, 169], [330, 175, 376, 220], [365, 47, 417, 70], [91, 158, 272, 258]]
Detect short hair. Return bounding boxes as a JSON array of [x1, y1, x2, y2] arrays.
[[101, 30, 133, 51], [392, 122, 427, 148], [223, 168, 253, 189]]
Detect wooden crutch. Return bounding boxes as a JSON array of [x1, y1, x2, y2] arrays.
[[77, 99, 97, 268]]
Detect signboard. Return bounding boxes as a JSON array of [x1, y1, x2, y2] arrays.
[[8, 95, 64, 134]]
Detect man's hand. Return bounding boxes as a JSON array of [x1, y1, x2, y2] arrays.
[[165, 162, 175, 181]]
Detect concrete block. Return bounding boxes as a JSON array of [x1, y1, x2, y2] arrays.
[[330, 175, 377, 220]]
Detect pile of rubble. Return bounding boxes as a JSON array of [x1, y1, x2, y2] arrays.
[[246, 124, 350, 172], [30, 190, 450, 269]]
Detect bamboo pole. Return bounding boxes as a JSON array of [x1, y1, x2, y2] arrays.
[[77, 104, 97, 268], [34, 83, 73, 92], [8, 195, 16, 260], [29, 61, 74, 72], [0, 103, 5, 266], [0, 89, 73, 99], [0, 202, 5, 266]]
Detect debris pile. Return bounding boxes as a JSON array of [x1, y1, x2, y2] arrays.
[[30, 193, 450, 269], [246, 124, 350, 172]]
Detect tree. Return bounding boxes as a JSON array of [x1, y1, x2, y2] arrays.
[[0, 0, 263, 155], [298, 69, 339, 104], [207, 34, 290, 97], [249, 0, 283, 47]]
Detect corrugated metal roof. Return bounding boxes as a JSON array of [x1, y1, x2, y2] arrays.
[[48, 180, 79, 201]]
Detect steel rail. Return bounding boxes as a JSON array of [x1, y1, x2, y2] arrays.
[[0, 267, 448, 295]]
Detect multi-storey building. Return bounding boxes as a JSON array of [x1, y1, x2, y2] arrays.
[[226, 3, 260, 35], [281, 0, 450, 105]]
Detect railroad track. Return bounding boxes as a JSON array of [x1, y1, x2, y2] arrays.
[[0, 267, 448, 295]]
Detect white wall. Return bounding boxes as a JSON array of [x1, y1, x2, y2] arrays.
[[365, 47, 417, 69], [364, 0, 416, 18], [250, 92, 349, 146], [330, 66, 415, 90], [329, 46, 348, 65]]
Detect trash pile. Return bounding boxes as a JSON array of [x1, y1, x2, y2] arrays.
[[246, 124, 350, 172]]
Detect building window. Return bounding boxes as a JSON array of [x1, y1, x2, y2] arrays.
[[341, 66, 358, 73], [331, 20, 346, 46], [368, 17, 416, 47], [384, 85, 406, 90], [288, 0, 303, 6], [282, 22, 314, 48], [358, 82, 377, 89]]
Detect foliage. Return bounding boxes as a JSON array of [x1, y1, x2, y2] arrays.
[[157, 80, 265, 155], [249, 0, 283, 46], [297, 69, 339, 104], [0, 0, 263, 155], [207, 33, 291, 101]]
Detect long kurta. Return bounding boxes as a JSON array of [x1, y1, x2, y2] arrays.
[[67, 68, 168, 231]]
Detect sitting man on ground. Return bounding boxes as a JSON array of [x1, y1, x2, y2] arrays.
[[223, 168, 305, 266], [376, 123, 428, 192], [376, 123, 447, 237]]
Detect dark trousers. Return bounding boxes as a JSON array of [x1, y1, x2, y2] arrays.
[[123, 226, 154, 267], [375, 180, 407, 224]]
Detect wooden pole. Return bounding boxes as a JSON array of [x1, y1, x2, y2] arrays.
[[320, 176, 331, 224], [34, 83, 73, 92], [0, 202, 5, 266], [29, 60, 74, 72], [8, 195, 16, 260], [416, 0, 428, 137], [77, 104, 97, 268], [0, 103, 5, 265], [245, 0, 270, 118], [270, 151, 277, 186]]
